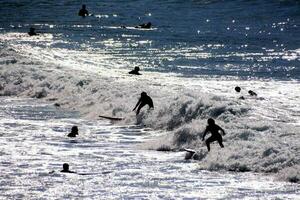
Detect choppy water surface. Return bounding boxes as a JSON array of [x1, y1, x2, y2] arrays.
[[0, 98, 299, 199], [0, 0, 299, 79]]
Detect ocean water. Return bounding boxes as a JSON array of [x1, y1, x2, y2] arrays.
[[0, 0, 300, 199]]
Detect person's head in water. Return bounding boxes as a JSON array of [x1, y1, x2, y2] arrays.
[[72, 126, 78, 134], [82, 4, 86, 9], [207, 118, 215, 126], [235, 86, 241, 93], [134, 67, 140, 72], [68, 126, 78, 137], [63, 163, 69, 171]]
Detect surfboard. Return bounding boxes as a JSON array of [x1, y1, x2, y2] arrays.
[[98, 115, 124, 121], [184, 148, 197, 160], [183, 148, 196, 153]]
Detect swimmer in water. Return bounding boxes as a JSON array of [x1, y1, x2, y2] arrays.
[[128, 67, 142, 75], [67, 126, 78, 137], [28, 27, 37, 36], [78, 4, 89, 17], [61, 163, 76, 173]]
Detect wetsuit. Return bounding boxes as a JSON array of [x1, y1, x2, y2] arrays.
[[202, 124, 225, 151], [133, 95, 154, 115]]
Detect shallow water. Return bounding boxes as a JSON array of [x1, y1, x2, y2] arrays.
[[0, 97, 299, 199]]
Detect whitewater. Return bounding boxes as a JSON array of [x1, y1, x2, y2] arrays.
[[0, 0, 300, 199]]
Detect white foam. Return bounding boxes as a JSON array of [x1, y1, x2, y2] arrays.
[[0, 36, 299, 183]]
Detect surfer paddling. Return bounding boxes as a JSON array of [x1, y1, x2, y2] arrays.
[[135, 22, 152, 29], [202, 118, 226, 152], [128, 67, 142, 75], [133, 92, 154, 115]]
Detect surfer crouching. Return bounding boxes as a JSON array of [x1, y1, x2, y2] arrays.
[[133, 92, 154, 115], [202, 118, 225, 152]]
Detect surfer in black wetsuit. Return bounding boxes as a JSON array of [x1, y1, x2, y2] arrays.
[[67, 126, 78, 137], [248, 90, 257, 96], [28, 27, 37, 36], [135, 22, 152, 29], [202, 118, 225, 152], [133, 92, 154, 115], [78, 4, 89, 17], [128, 67, 141, 75], [235, 86, 245, 100], [61, 163, 76, 173]]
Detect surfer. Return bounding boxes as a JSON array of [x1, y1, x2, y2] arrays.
[[61, 163, 76, 173], [202, 118, 226, 152], [235, 86, 245, 100], [128, 67, 141, 75], [133, 92, 154, 115], [235, 86, 241, 93], [28, 27, 37, 36], [135, 22, 152, 29], [78, 4, 89, 17], [67, 126, 78, 137], [248, 90, 257, 96]]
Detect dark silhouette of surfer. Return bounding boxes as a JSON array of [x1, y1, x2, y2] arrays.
[[133, 92, 154, 115], [202, 118, 225, 152], [78, 5, 89, 17], [129, 67, 141, 75], [28, 27, 37, 36], [235, 86, 245, 100], [235, 86, 241, 93], [248, 90, 257, 96], [61, 163, 76, 173], [67, 126, 78, 137], [135, 22, 152, 29]]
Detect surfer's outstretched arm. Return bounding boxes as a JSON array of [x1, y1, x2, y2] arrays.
[[133, 98, 141, 111]]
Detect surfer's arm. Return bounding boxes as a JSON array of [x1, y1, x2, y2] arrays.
[[133, 99, 141, 111], [218, 126, 226, 135], [202, 127, 208, 141]]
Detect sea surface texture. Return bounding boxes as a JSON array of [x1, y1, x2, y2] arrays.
[[0, 0, 299, 199]]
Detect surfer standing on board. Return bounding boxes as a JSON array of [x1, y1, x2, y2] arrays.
[[133, 92, 154, 115], [202, 118, 226, 152], [78, 4, 89, 17]]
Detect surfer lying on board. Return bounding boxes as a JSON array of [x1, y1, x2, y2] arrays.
[[135, 22, 152, 29], [133, 92, 154, 115], [202, 118, 225, 152]]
